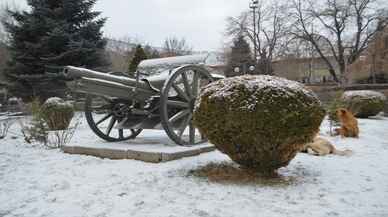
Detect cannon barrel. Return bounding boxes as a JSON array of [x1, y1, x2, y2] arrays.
[[63, 66, 157, 100], [63, 66, 152, 91], [69, 77, 155, 101]]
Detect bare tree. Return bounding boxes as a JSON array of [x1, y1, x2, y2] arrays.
[[289, 0, 388, 83], [226, 0, 290, 74], [162, 37, 192, 57], [105, 36, 139, 72]]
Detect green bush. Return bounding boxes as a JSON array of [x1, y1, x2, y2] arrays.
[[342, 91, 386, 118], [194, 75, 325, 174], [41, 97, 74, 130]]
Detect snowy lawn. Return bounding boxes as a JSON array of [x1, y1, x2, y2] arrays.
[[1, 116, 388, 217]]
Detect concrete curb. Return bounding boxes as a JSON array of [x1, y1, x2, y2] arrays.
[[62, 144, 216, 163]]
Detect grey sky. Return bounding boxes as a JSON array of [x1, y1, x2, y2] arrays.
[[3, 0, 249, 51]]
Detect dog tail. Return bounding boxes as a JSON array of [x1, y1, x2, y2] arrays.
[[332, 149, 353, 156]]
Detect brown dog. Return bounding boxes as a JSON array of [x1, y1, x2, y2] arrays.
[[335, 108, 359, 138], [302, 137, 352, 156]]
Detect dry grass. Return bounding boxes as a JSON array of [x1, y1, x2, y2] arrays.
[[188, 162, 298, 186]]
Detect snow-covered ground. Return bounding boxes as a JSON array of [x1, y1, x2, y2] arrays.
[[1, 116, 388, 217]]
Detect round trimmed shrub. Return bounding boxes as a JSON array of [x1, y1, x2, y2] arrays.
[[194, 75, 325, 173], [342, 90, 386, 118], [42, 97, 74, 130]]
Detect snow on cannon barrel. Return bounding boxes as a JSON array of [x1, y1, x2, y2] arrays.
[[137, 53, 220, 75]]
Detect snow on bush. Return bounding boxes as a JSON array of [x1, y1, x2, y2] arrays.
[[342, 90, 386, 118], [194, 75, 325, 174], [42, 97, 74, 131]]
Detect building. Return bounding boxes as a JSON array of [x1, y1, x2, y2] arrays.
[[272, 56, 339, 84], [347, 27, 388, 84]]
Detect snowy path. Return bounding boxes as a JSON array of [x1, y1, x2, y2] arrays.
[[1, 118, 388, 217]]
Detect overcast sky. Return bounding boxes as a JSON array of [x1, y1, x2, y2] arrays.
[[3, 0, 250, 51]]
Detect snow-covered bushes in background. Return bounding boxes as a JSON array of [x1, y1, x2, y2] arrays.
[[194, 75, 325, 174], [342, 90, 386, 118], [42, 97, 74, 130]]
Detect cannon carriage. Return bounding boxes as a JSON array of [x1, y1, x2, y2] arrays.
[[64, 54, 223, 146]]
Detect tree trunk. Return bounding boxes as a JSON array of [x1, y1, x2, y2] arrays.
[[329, 68, 339, 83]]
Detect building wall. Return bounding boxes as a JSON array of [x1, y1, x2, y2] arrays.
[[272, 56, 339, 83], [348, 27, 388, 83]]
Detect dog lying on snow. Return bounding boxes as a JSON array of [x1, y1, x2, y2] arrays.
[[302, 108, 357, 156], [302, 137, 352, 156]]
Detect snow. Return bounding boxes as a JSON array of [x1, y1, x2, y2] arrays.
[[138, 54, 209, 69], [343, 90, 387, 101], [1, 116, 388, 217], [197, 75, 320, 111], [137, 53, 221, 76], [204, 75, 316, 99], [44, 97, 72, 108]]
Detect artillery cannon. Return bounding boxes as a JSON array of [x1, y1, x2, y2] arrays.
[[64, 54, 223, 146]]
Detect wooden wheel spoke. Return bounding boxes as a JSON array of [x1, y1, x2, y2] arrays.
[[118, 129, 124, 139], [172, 83, 190, 101], [167, 100, 189, 108], [192, 71, 200, 98], [181, 72, 192, 98], [177, 113, 192, 137], [169, 109, 190, 123], [96, 113, 112, 126], [106, 117, 116, 136]]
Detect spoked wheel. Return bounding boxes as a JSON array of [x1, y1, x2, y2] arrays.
[[160, 65, 214, 146], [84, 95, 142, 142]]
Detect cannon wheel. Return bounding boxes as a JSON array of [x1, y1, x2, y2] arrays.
[[160, 65, 214, 146], [84, 95, 142, 142]]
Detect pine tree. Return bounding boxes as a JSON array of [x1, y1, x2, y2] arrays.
[[225, 35, 255, 77], [3, 0, 107, 99], [128, 45, 148, 74]]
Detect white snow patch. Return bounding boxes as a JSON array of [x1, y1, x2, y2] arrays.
[[1, 116, 388, 217]]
